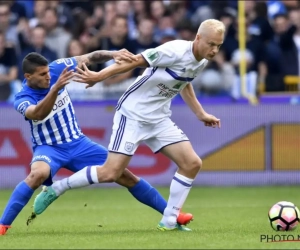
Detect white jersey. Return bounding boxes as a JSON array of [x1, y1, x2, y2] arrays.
[[116, 40, 208, 123]]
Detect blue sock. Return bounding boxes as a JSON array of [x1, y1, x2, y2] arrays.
[[128, 178, 167, 214], [0, 181, 34, 226]]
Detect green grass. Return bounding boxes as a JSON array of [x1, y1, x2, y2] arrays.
[[1, 186, 300, 249]]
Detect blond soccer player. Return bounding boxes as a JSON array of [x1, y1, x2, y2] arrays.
[[34, 19, 225, 231]]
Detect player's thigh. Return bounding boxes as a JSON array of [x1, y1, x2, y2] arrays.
[[68, 136, 108, 172], [145, 118, 189, 154], [31, 145, 69, 186], [108, 112, 142, 156], [146, 119, 202, 174]]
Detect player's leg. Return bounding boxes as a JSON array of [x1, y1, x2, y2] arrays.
[[0, 143, 67, 235], [33, 113, 137, 212], [66, 137, 169, 215], [145, 120, 201, 231], [0, 162, 50, 235], [158, 141, 201, 229]]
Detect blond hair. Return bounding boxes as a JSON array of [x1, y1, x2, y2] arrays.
[[197, 19, 226, 35]]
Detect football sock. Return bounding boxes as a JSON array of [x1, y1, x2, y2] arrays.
[[128, 178, 167, 214], [52, 166, 98, 196], [161, 172, 194, 228], [0, 181, 34, 226]]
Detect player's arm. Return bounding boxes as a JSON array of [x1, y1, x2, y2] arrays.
[[74, 49, 137, 69], [180, 83, 221, 128], [73, 54, 148, 88], [18, 68, 74, 121]]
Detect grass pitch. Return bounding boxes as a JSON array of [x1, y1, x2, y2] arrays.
[[1, 186, 300, 249]]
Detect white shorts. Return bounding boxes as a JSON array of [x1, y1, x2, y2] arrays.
[[108, 112, 189, 155]]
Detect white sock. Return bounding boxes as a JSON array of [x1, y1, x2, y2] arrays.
[[161, 172, 194, 228], [52, 166, 99, 196]]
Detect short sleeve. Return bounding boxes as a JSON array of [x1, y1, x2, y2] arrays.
[[49, 57, 77, 75], [48, 57, 77, 85], [14, 94, 36, 119], [141, 41, 178, 68]]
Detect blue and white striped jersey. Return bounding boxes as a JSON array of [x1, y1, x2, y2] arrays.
[[14, 57, 83, 146]]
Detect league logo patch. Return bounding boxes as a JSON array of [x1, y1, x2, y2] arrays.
[[17, 101, 31, 116], [147, 50, 158, 62], [124, 142, 134, 152]]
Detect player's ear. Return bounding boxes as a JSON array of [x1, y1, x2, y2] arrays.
[[24, 73, 31, 80]]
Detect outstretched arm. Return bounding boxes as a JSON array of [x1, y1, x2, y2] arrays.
[[180, 83, 221, 128], [73, 54, 149, 88], [74, 49, 137, 69]]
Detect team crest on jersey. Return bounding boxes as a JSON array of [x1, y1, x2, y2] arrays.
[[147, 50, 158, 61], [124, 142, 134, 152]]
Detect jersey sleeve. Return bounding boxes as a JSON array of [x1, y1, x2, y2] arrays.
[[14, 94, 37, 120], [48, 57, 77, 87], [141, 41, 178, 68], [49, 57, 78, 75]]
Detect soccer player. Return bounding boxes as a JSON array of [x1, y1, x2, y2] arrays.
[[0, 50, 193, 235], [34, 19, 224, 231]]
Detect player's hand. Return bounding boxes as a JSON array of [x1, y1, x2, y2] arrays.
[[52, 67, 74, 91], [73, 63, 100, 88], [113, 49, 138, 64], [199, 113, 221, 128]]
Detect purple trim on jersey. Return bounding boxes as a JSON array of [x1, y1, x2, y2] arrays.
[[165, 68, 194, 82], [86, 166, 94, 184], [112, 115, 126, 151], [173, 176, 192, 187], [116, 67, 158, 110]]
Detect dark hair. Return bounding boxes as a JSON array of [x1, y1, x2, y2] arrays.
[[22, 52, 48, 74], [273, 13, 288, 20]]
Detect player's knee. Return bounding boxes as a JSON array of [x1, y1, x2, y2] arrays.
[[97, 168, 120, 183], [183, 157, 202, 174], [25, 169, 49, 188]]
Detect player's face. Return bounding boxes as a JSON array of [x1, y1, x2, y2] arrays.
[[26, 66, 51, 89], [197, 31, 224, 60]]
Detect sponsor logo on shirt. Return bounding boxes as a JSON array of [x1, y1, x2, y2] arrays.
[[156, 83, 180, 98]]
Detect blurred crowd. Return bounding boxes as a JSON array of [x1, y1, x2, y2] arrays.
[[0, 0, 300, 102]]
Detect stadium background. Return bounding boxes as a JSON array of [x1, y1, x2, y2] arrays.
[[0, 0, 300, 188]]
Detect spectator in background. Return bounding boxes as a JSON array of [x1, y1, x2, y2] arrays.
[[41, 7, 72, 58], [47, 0, 73, 31], [132, 0, 149, 25], [93, 15, 137, 99], [132, 18, 159, 77], [18, 25, 57, 80], [154, 14, 178, 43], [176, 18, 197, 41], [222, 18, 267, 99], [115, 0, 137, 39], [194, 50, 235, 96], [0, 2, 19, 51], [29, 0, 48, 29], [65, 39, 103, 100], [0, 32, 18, 102], [6, 0, 27, 26], [278, 7, 300, 84]]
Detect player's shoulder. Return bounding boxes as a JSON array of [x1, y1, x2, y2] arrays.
[[161, 40, 192, 55]]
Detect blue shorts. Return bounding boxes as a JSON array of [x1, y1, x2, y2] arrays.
[[31, 136, 108, 186]]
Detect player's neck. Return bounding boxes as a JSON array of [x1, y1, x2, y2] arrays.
[[192, 41, 203, 62]]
